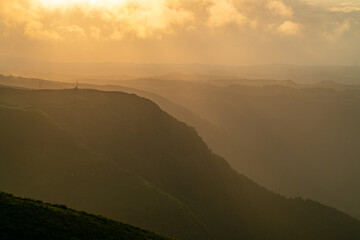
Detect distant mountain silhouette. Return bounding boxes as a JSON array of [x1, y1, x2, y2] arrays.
[[1, 57, 360, 84], [1, 85, 360, 239], [0, 192, 170, 240]]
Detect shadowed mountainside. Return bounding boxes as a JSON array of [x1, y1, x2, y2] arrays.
[[116, 78, 360, 220], [0, 105, 210, 240], [2, 74, 360, 220], [0, 74, 230, 169], [1, 86, 360, 239]]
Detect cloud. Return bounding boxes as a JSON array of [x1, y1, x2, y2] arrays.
[[322, 20, 351, 40], [89, 27, 101, 39], [207, 0, 254, 28], [107, 0, 194, 39], [0, 0, 343, 42], [0, 0, 195, 40], [24, 21, 63, 41], [0, 0, 359, 66], [328, 6, 360, 13], [325, 1, 360, 12], [267, 0, 293, 17], [0, 0, 299, 41], [277, 21, 302, 35], [206, 0, 294, 29], [334, 21, 351, 35]]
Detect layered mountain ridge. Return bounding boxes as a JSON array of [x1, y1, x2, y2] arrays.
[[1, 85, 360, 239]]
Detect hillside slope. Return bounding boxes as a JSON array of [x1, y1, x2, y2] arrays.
[[0, 105, 211, 240], [117, 78, 360, 219], [1, 86, 360, 239], [0, 74, 229, 156], [0, 192, 169, 240]]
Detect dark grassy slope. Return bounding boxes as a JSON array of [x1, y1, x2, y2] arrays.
[[117, 78, 360, 219], [1, 87, 360, 239], [0, 105, 210, 240], [0, 192, 170, 240]]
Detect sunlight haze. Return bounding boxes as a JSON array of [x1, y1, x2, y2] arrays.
[[0, 0, 359, 64], [1, 1, 360, 239]]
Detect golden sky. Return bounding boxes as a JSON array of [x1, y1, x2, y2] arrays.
[[0, 0, 359, 64]]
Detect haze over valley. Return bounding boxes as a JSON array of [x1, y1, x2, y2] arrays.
[[1, 0, 360, 239]]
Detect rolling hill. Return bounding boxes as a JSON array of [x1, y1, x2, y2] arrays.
[[116, 78, 360, 220], [1, 85, 360, 239], [1, 57, 360, 84], [0, 191, 170, 240], [0, 74, 230, 173]]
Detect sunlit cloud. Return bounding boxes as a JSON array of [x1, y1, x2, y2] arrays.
[[207, 0, 255, 28], [328, 6, 360, 13], [322, 20, 351, 40], [0, 0, 359, 65], [277, 20, 302, 35], [0, 0, 194, 40], [266, 0, 293, 17], [0, 0, 299, 41], [0, 0, 354, 41], [324, 1, 360, 12]]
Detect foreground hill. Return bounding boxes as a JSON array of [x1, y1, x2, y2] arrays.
[[1, 86, 360, 239], [0, 192, 169, 240]]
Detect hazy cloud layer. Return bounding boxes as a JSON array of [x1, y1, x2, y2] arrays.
[[0, 0, 359, 64], [277, 21, 302, 35], [0, 0, 195, 40]]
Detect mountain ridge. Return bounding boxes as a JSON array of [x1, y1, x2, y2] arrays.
[[1, 85, 360, 239]]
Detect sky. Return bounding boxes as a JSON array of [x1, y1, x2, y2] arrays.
[[0, 0, 359, 65]]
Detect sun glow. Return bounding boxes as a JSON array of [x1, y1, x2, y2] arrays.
[[0, 0, 193, 41], [36, 0, 127, 9]]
